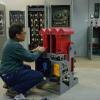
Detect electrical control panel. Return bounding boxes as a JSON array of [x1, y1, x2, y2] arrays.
[[28, 6, 44, 49], [9, 11, 25, 26], [92, 27, 100, 55], [94, 3, 100, 18], [51, 5, 70, 27]]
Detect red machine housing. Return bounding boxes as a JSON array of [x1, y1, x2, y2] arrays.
[[40, 27, 75, 72], [40, 27, 74, 55]]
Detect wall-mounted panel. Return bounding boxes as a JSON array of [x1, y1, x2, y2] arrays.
[[9, 11, 25, 26], [0, 4, 6, 59], [51, 5, 70, 27]]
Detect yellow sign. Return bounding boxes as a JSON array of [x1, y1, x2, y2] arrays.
[[54, 64, 60, 77]]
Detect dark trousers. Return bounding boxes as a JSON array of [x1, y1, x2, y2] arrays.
[[1, 65, 43, 94]]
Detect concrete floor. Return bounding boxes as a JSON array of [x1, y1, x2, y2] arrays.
[[0, 57, 100, 100]]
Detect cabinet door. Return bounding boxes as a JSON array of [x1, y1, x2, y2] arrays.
[[28, 6, 45, 49], [51, 5, 70, 27]]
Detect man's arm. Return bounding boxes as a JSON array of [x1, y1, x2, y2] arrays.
[[15, 44, 45, 62]]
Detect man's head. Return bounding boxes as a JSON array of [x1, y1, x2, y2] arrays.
[[9, 23, 25, 41]]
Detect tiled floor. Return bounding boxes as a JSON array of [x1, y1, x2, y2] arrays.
[[0, 57, 100, 100]]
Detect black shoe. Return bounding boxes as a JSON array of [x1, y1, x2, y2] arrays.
[[6, 88, 19, 98], [3, 83, 9, 89]]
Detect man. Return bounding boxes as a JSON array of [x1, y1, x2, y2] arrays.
[[0, 23, 45, 98]]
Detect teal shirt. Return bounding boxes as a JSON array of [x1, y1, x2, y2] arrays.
[[0, 39, 41, 74]]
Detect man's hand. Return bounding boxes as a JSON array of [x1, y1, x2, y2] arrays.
[[37, 46, 45, 52], [32, 46, 45, 52]]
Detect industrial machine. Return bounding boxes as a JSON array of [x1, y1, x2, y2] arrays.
[[35, 27, 78, 94], [27, 2, 77, 94]]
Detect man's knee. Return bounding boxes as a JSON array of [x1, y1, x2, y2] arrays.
[[27, 71, 43, 87], [36, 71, 43, 81], [33, 71, 43, 81], [28, 70, 43, 81]]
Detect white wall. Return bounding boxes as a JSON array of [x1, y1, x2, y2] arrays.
[[5, 0, 72, 49], [5, 0, 99, 56], [1, 0, 89, 56], [46, 0, 72, 5], [5, 0, 46, 29], [5, 0, 46, 49], [0, 0, 6, 4]]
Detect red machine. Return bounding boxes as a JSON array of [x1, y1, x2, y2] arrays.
[[36, 27, 78, 94], [40, 27, 74, 59]]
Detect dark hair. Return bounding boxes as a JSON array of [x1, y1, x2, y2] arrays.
[[9, 23, 24, 39]]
